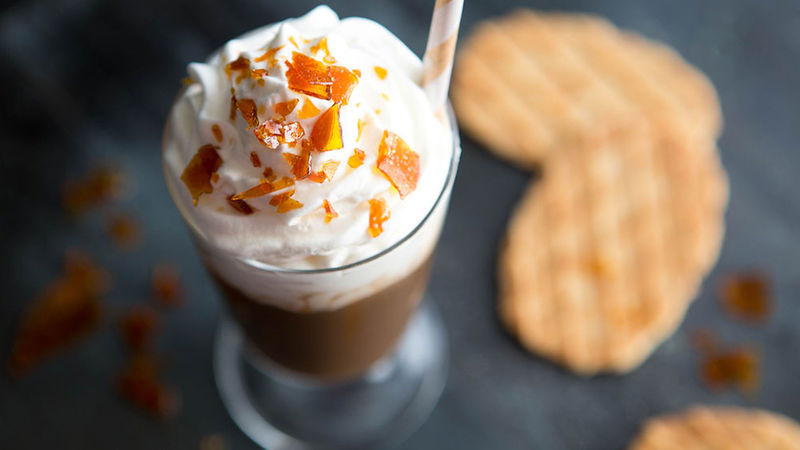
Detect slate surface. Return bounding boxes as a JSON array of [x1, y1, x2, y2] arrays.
[[2, 0, 799, 448]]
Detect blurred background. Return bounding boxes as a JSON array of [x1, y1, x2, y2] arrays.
[[2, 0, 799, 448]]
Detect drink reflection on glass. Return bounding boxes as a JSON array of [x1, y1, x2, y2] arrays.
[[162, 6, 460, 449]]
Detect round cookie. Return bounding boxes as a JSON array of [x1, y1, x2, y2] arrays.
[[629, 406, 800, 450], [451, 9, 722, 168], [498, 123, 727, 374]]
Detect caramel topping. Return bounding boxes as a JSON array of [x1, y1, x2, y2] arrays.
[[308, 160, 340, 183], [310, 37, 330, 58], [348, 148, 366, 168], [374, 66, 387, 79], [274, 98, 299, 117], [288, 36, 299, 49], [254, 45, 284, 69], [180, 77, 195, 86], [269, 190, 303, 213], [262, 167, 276, 181], [329, 65, 358, 104], [250, 68, 269, 80], [377, 130, 420, 197], [701, 346, 760, 395], [226, 195, 254, 215], [225, 56, 250, 82], [211, 124, 223, 143], [310, 104, 343, 152], [229, 93, 237, 121], [297, 98, 320, 119], [368, 197, 390, 238], [353, 69, 362, 78], [231, 176, 294, 200], [180, 144, 222, 205], [120, 305, 160, 353], [322, 199, 338, 223], [249, 151, 262, 167], [235, 98, 259, 129], [285, 52, 331, 100], [254, 119, 305, 149], [283, 149, 311, 180], [152, 263, 183, 307], [718, 272, 771, 322]]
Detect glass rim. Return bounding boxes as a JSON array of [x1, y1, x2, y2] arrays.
[[172, 103, 461, 275]]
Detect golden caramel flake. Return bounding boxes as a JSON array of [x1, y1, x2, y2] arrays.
[[700, 346, 760, 395], [262, 167, 276, 181], [226, 195, 254, 215], [377, 130, 420, 197], [718, 271, 771, 322], [236, 98, 259, 129], [117, 354, 181, 420], [285, 52, 331, 100], [120, 304, 160, 353], [310, 37, 330, 57], [180, 77, 196, 86], [274, 98, 299, 117], [107, 213, 141, 251], [281, 121, 305, 144], [348, 148, 366, 168], [231, 176, 294, 201], [257, 79, 265, 87], [322, 199, 338, 223], [225, 56, 250, 81], [211, 124, 223, 143], [152, 263, 183, 307], [308, 160, 340, 183], [381, 93, 390, 101], [323, 55, 336, 64], [229, 93, 237, 121], [288, 36, 299, 49], [8, 251, 109, 377], [329, 65, 358, 104], [297, 98, 320, 119], [180, 144, 222, 205], [269, 190, 304, 213], [374, 66, 387, 80], [211, 173, 220, 184], [353, 69, 362, 78], [249, 151, 262, 168], [356, 118, 366, 142], [368, 197, 390, 238], [310, 103, 343, 152], [254, 45, 284, 69], [283, 149, 311, 180], [62, 166, 125, 215], [250, 68, 269, 80]]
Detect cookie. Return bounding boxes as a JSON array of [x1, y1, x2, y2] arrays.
[[629, 406, 800, 450], [498, 123, 727, 374], [451, 10, 721, 168]]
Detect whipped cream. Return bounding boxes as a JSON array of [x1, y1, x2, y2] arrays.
[[163, 6, 452, 271]]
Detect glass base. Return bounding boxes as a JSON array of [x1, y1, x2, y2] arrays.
[[213, 298, 448, 449]]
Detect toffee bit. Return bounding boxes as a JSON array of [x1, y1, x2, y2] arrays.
[[107, 213, 141, 251], [283, 149, 311, 180], [700, 346, 760, 396], [368, 197, 390, 238], [250, 151, 262, 167], [117, 354, 181, 420], [329, 65, 358, 104], [274, 98, 299, 117], [374, 66, 387, 80], [62, 165, 126, 216], [224, 56, 251, 83], [152, 263, 183, 307], [348, 148, 366, 168], [285, 52, 331, 100], [180, 77, 196, 86], [120, 305, 160, 353], [180, 144, 222, 205], [211, 124, 223, 143], [717, 271, 771, 322], [226, 195, 254, 215], [235, 98, 259, 129], [262, 167, 276, 181], [310, 104, 343, 152], [297, 98, 320, 119], [254, 45, 284, 67], [8, 251, 109, 377], [377, 130, 420, 197], [322, 199, 338, 223]]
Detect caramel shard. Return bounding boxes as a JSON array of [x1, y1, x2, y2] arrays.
[[254, 45, 284, 69], [297, 98, 320, 119], [322, 199, 338, 223], [353, 69, 361, 78], [180, 144, 222, 205], [250, 68, 268, 80], [211, 173, 219, 184], [310, 104, 343, 152], [225, 56, 250, 82], [283, 149, 311, 180], [107, 213, 141, 251], [62, 166, 125, 215], [262, 167, 276, 181], [377, 131, 420, 197], [117, 354, 181, 420], [348, 148, 366, 168], [368, 197, 390, 238], [288, 36, 299, 49], [374, 66, 387, 80], [254, 119, 282, 149], [285, 52, 331, 100], [329, 65, 358, 104], [310, 37, 330, 58], [180, 77, 195, 86], [269, 190, 303, 213], [236, 98, 259, 129], [308, 160, 339, 183], [211, 124, 223, 143], [152, 263, 183, 307], [281, 121, 305, 144], [274, 98, 299, 117], [700, 346, 760, 395], [718, 272, 771, 322], [226, 195, 254, 215], [229, 93, 237, 121], [8, 251, 109, 376], [120, 305, 160, 353], [356, 118, 366, 142], [249, 151, 262, 167]]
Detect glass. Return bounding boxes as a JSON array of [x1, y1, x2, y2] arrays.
[[164, 105, 461, 449]]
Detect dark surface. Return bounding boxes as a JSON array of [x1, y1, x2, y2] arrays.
[[2, 0, 800, 448]]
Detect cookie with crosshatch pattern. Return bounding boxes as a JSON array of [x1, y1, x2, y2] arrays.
[[628, 406, 800, 450], [498, 122, 727, 374], [451, 9, 721, 168]]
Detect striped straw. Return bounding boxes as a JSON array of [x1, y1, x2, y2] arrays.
[[421, 0, 464, 112]]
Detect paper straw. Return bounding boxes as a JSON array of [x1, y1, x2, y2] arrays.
[[421, 0, 464, 111]]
